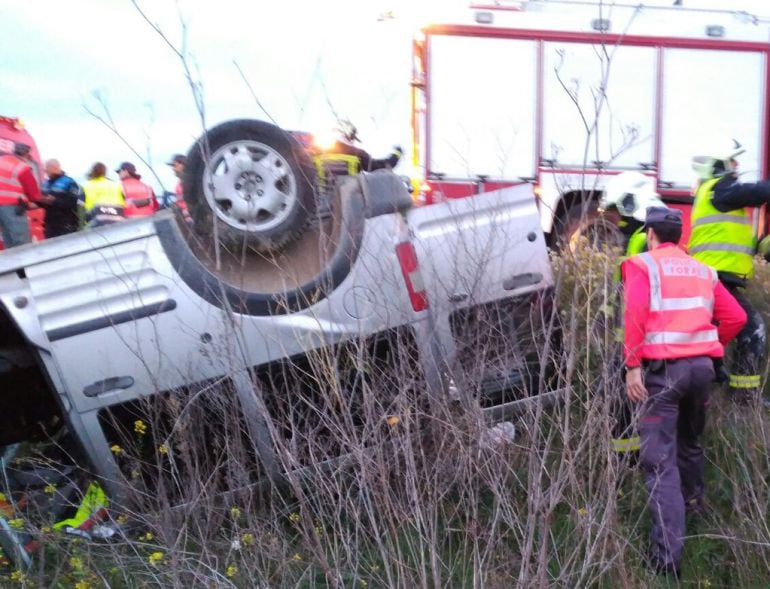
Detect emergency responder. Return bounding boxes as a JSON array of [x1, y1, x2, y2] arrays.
[[0, 142, 40, 247], [314, 121, 403, 216], [623, 206, 746, 577], [321, 120, 403, 174], [599, 172, 667, 461], [688, 141, 770, 404], [320, 121, 404, 176], [40, 159, 81, 238], [166, 153, 186, 204], [600, 171, 666, 256], [82, 162, 125, 227], [116, 162, 158, 216]]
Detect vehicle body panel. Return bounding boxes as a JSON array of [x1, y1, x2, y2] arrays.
[[0, 178, 555, 499]]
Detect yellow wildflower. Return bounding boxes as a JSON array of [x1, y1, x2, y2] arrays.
[[110, 445, 123, 455], [10, 570, 28, 583], [134, 420, 147, 435], [7, 518, 23, 530], [148, 551, 164, 566], [577, 507, 588, 517], [116, 514, 128, 525], [75, 581, 92, 589], [140, 532, 154, 542], [41, 526, 52, 534], [230, 506, 241, 520], [157, 443, 169, 455], [69, 555, 84, 571], [130, 469, 141, 480], [288, 512, 300, 523], [226, 564, 238, 578], [292, 553, 302, 562], [241, 532, 255, 546], [44, 483, 56, 495]]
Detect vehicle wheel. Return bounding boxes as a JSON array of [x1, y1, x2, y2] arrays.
[[555, 200, 623, 252], [184, 119, 317, 252]]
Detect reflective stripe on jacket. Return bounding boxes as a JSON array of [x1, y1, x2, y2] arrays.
[[0, 154, 29, 205], [627, 245, 722, 360], [121, 177, 157, 217], [83, 177, 124, 211], [688, 177, 755, 278]]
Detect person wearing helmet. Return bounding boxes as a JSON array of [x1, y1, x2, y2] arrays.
[[688, 140, 770, 405], [313, 120, 404, 217], [330, 120, 403, 173], [600, 171, 666, 257], [317, 120, 403, 179], [599, 172, 667, 463]]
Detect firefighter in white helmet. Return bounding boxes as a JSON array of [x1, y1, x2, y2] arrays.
[[688, 139, 770, 405], [600, 171, 666, 257], [600, 171, 667, 462]]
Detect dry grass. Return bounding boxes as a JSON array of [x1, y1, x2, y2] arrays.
[[3, 244, 770, 589]]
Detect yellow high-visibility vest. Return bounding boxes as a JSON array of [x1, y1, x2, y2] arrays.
[[688, 177, 755, 278], [83, 177, 124, 211]]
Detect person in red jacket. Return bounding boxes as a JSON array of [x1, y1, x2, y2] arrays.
[[622, 206, 746, 578], [0, 143, 41, 248], [116, 162, 157, 217], [166, 154, 186, 205]]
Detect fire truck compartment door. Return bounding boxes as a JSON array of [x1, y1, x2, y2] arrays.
[[542, 42, 657, 169], [428, 35, 538, 181], [659, 48, 765, 188]]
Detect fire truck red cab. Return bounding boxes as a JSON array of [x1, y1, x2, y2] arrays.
[[411, 1, 770, 245], [0, 116, 45, 246]]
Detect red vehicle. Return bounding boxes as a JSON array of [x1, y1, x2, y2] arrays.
[[410, 1, 770, 245], [0, 116, 45, 246]]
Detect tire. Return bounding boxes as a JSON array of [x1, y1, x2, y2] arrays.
[[184, 119, 317, 252], [554, 200, 623, 252]]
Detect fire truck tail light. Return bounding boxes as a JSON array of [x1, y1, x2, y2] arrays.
[[395, 241, 429, 312]]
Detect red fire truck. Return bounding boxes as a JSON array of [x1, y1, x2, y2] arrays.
[[411, 1, 770, 245], [0, 116, 45, 246]]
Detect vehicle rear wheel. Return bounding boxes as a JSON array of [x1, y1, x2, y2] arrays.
[[184, 119, 317, 252], [555, 200, 623, 252]]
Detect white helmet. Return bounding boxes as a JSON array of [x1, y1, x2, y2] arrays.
[[600, 171, 664, 223], [691, 138, 745, 180]]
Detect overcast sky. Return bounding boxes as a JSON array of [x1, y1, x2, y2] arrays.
[[2, 0, 770, 192]]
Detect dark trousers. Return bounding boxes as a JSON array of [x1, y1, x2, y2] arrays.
[[725, 284, 766, 400], [0, 205, 31, 248], [640, 356, 715, 569]]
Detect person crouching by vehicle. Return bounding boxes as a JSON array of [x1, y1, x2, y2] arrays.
[[0, 142, 41, 247], [116, 162, 157, 217], [598, 172, 668, 464], [82, 162, 125, 228], [622, 206, 746, 578], [40, 159, 81, 238]]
